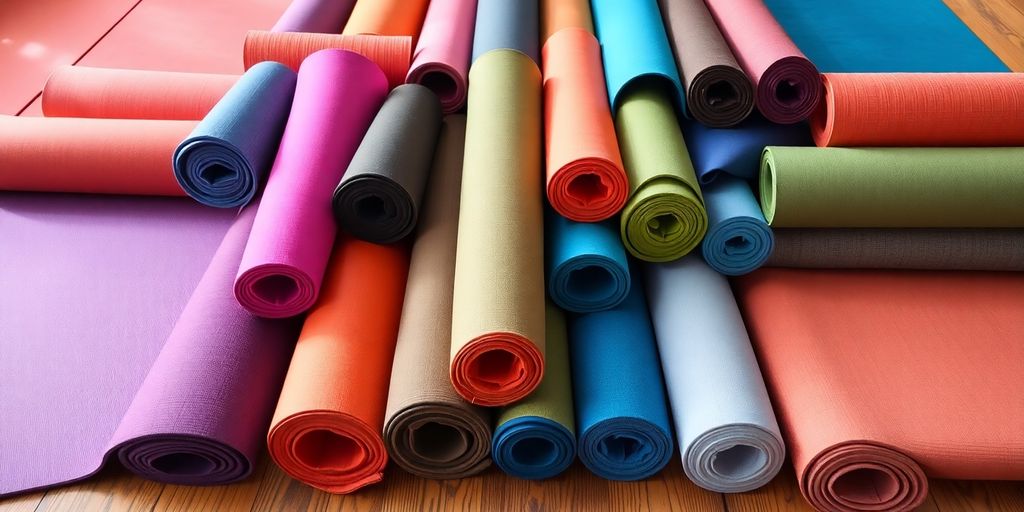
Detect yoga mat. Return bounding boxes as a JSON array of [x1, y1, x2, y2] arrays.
[[333, 84, 441, 244], [471, 0, 539, 63], [343, 0, 430, 41], [812, 73, 1024, 147], [735, 269, 1024, 512], [760, 146, 1024, 228], [569, 279, 674, 481], [543, 28, 628, 222], [615, 86, 707, 262], [405, 0, 477, 113], [492, 303, 576, 480], [42, 66, 238, 120], [0, 115, 193, 196], [383, 115, 492, 480], [173, 61, 296, 208], [590, 0, 684, 112], [268, 238, 409, 495], [546, 213, 630, 314], [768, 228, 1024, 271], [541, 0, 593, 42], [657, 0, 754, 127], [682, 116, 811, 184], [704, 0, 820, 124], [700, 175, 773, 276], [243, 30, 412, 89], [235, 49, 387, 318], [645, 257, 784, 493], [271, 0, 356, 33], [450, 49, 545, 407]]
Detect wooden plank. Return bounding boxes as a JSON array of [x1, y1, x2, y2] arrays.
[[0, 492, 45, 512], [943, 0, 1024, 71], [32, 466, 163, 512]]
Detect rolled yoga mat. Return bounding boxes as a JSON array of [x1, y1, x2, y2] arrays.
[[235, 50, 387, 318], [450, 50, 545, 407], [569, 279, 674, 481], [541, 0, 593, 42], [645, 257, 784, 493], [546, 213, 630, 314], [268, 238, 409, 495], [173, 61, 296, 208], [342, 0, 430, 41], [614, 86, 707, 263], [383, 115, 492, 480], [682, 115, 811, 184], [405, 0, 477, 113], [735, 269, 1024, 512], [333, 84, 442, 244], [543, 28, 628, 222], [471, 0, 539, 63], [271, 0, 356, 33], [493, 303, 576, 480], [700, 175, 773, 276], [657, 0, 754, 128], [704, 0, 821, 124], [811, 73, 1024, 148], [760, 146, 1024, 228]]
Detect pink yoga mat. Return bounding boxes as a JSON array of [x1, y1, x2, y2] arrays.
[[406, 0, 478, 113]]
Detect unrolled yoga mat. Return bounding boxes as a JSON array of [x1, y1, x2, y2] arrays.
[[701, 175, 773, 276], [569, 279, 674, 481], [271, 0, 356, 33], [541, 0, 593, 42], [704, 0, 820, 124], [645, 257, 784, 493], [760, 146, 1024, 228], [493, 303, 576, 480], [235, 49, 387, 318], [657, 0, 753, 127], [735, 269, 1024, 512], [615, 86, 706, 262], [383, 115, 492, 480], [546, 213, 630, 314], [173, 62, 296, 208], [543, 28, 628, 222], [343, 0, 430, 41], [268, 238, 409, 495], [471, 0, 539, 63], [768, 228, 1024, 271], [450, 49, 545, 407], [682, 116, 811, 184], [333, 84, 441, 244], [406, 0, 477, 113], [243, 30, 412, 89]]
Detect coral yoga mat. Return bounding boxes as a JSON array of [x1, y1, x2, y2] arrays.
[[406, 0, 478, 113]]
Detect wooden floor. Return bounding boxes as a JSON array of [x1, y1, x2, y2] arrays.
[[3, 1, 1024, 511]]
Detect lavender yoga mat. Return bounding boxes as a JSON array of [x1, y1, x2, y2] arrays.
[[272, 0, 356, 33], [406, 0, 478, 113]]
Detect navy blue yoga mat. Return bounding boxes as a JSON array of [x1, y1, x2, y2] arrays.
[[700, 175, 773, 276], [471, 0, 538, 64], [546, 213, 630, 314], [682, 116, 810, 185]]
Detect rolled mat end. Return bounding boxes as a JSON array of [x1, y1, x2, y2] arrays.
[[687, 65, 755, 128], [407, 63, 467, 114], [450, 333, 544, 407], [578, 418, 674, 481], [333, 176, 417, 244], [384, 404, 492, 479], [547, 159, 629, 222], [549, 255, 630, 313], [756, 56, 821, 125], [116, 435, 250, 486], [492, 417, 576, 480], [802, 442, 928, 512], [683, 424, 785, 493], [758, 148, 778, 225], [234, 264, 318, 318], [620, 179, 708, 263]]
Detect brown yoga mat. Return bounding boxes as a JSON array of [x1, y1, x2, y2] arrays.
[[541, 0, 594, 42]]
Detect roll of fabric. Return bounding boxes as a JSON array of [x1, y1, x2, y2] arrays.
[[704, 0, 821, 124], [267, 238, 409, 495], [271, 0, 356, 33], [0, 115, 193, 196], [590, 0, 684, 111], [543, 28, 628, 222], [235, 50, 387, 318], [343, 0, 430, 41], [657, 0, 753, 127], [546, 213, 630, 314], [760, 146, 1024, 228], [471, 0, 539, 63], [768, 228, 1024, 271], [41, 66, 238, 120], [242, 30, 411, 89], [614, 86, 707, 262], [682, 116, 811, 184], [541, 0, 593, 42], [405, 0, 477, 113], [812, 73, 1024, 148], [450, 50, 545, 407], [700, 175, 773, 276], [172, 62, 296, 208], [735, 269, 1024, 512], [333, 84, 441, 244], [569, 279, 674, 481], [492, 303, 576, 480], [383, 115, 492, 480], [645, 257, 784, 493]]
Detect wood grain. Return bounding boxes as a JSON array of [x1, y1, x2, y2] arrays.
[[944, 0, 1024, 71]]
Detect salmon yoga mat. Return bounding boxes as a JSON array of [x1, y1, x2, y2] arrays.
[[541, 0, 593, 42], [682, 116, 811, 184], [546, 213, 631, 314], [268, 238, 409, 495], [343, 0, 430, 41], [735, 269, 1024, 512], [450, 50, 545, 407], [700, 175, 773, 276], [235, 50, 387, 318], [543, 28, 628, 222], [271, 0, 356, 33], [472, 0, 539, 63], [406, 0, 477, 113]]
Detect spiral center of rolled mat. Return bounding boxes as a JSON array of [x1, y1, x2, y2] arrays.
[[411, 422, 468, 463], [724, 235, 753, 256], [199, 164, 234, 186], [469, 350, 526, 390], [511, 437, 558, 467], [599, 434, 651, 463], [420, 71, 459, 104], [252, 274, 300, 305], [567, 173, 610, 207], [831, 467, 901, 505], [775, 80, 802, 106], [356, 195, 392, 223], [567, 266, 616, 301], [294, 430, 365, 471], [711, 445, 766, 479], [646, 214, 682, 241], [706, 81, 739, 108], [151, 453, 215, 475]]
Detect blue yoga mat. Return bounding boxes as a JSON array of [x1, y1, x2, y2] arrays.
[[472, 0, 539, 64], [701, 175, 773, 276], [546, 213, 630, 313], [682, 116, 810, 185], [569, 277, 674, 481], [173, 62, 296, 208]]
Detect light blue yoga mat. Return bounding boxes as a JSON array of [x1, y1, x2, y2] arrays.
[[546, 213, 630, 313], [472, 0, 538, 64], [700, 175, 773, 276]]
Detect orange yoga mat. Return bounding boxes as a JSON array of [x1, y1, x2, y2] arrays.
[[342, 0, 430, 42], [812, 73, 1024, 147], [541, 0, 594, 42], [736, 269, 1024, 512], [267, 238, 409, 495]]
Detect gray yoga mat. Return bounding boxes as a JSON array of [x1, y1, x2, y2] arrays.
[[471, 0, 539, 63]]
